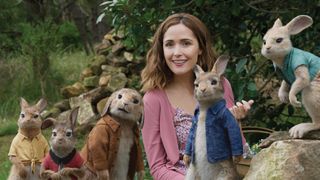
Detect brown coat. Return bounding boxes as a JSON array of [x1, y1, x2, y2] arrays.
[[80, 115, 144, 179]]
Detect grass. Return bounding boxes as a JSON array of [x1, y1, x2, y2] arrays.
[[0, 135, 14, 179]]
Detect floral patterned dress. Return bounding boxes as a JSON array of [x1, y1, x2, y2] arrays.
[[173, 107, 193, 174]]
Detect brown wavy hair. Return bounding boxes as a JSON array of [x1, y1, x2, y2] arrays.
[[140, 13, 217, 92]]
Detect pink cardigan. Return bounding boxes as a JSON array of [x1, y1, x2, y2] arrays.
[[142, 77, 235, 180]]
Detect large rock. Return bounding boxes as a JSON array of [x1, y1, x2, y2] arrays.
[[83, 76, 99, 88], [69, 96, 98, 125], [244, 139, 320, 180], [90, 55, 107, 75], [106, 53, 127, 67], [106, 73, 128, 92], [101, 65, 126, 75], [60, 82, 86, 98]]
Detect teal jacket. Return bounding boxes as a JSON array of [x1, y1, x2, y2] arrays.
[[278, 47, 320, 85]]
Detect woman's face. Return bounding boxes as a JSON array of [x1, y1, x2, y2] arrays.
[[163, 23, 202, 77]]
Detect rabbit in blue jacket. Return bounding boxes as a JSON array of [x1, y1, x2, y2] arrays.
[[184, 55, 243, 180]]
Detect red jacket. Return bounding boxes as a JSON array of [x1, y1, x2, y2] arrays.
[[42, 150, 84, 180]]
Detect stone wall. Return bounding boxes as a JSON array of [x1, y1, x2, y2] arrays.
[[42, 29, 145, 131]]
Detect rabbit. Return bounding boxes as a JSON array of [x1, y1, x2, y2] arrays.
[[184, 55, 243, 180], [40, 107, 85, 180], [8, 97, 49, 180], [80, 88, 145, 180], [261, 15, 320, 138]]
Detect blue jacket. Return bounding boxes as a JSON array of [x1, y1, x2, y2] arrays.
[[184, 99, 243, 163]]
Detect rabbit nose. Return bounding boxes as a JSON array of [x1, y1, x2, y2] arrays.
[[200, 88, 206, 92], [266, 46, 271, 50]]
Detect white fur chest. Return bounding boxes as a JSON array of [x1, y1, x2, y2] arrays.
[[110, 126, 134, 180], [195, 111, 209, 167]]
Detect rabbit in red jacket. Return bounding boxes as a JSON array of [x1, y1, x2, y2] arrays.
[[40, 107, 85, 180]]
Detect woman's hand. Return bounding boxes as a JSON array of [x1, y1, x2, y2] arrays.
[[229, 100, 254, 120], [183, 154, 191, 167]]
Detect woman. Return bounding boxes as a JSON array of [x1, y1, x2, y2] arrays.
[[140, 13, 253, 180]]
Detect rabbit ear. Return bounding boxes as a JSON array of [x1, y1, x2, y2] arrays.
[[41, 118, 56, 130], [36, 98, 47, 112], [193, 65, 204, 79], [101, 93, 116, 117], [69, 107, 79, 129], [20, 97, 29, 109], [211, 55, 229, 77], [272, 18, 283, 28], [285, 15, 313, 35]]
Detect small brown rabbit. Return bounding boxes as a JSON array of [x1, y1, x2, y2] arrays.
[[8, 98, 49, 180], [184, 55, 243, 180], [80, 88, 145, 180], [261, 15, 320, 138], [40, 107, 85, 180]]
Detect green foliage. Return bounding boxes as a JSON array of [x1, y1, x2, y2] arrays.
[[0, 135, 13, 179], [57, 21, 82, 49], [0, 50, 90, 119], [0, 120, 18, 137], [0, 1, 26, 57], [19, 20, 61, 58], [99, 0, 320, 130]]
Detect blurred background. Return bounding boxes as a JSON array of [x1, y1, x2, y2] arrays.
[[0, 0, 319, 178]]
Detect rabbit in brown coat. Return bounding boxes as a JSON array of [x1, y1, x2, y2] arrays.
[[261, 15, 320, 138], [8, 98, 49, 180], [40, 107, 85, 180], [80, 88, 145, 180]]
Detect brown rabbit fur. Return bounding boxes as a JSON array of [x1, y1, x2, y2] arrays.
[[80, 88, 145, 180], [40, 107, 85, 180], [184, 56, 242, 180], [8, 98, 49, 180], [261, 15, 320, 138]]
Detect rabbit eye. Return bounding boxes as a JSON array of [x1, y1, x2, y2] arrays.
[[211, 80, 217, 85], [276, 38, 283, 43], [20, 113, 25, 118], [118, 94, 122, 99], [263, 40, 266, 45], [52, 131, 57, 137], [133, 98, 139, 104], [194, 83, 199, 88], [66, 131, 72, 137], [33, 114, 39, 119]]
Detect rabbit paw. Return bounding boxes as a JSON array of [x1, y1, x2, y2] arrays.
[[289, 123, 313, 138], [232, 155, 242, 164], [59, 167, 74, 176], [183, 154, 191, 167], [60, 167, 85, 178], [50, 172, 63, 180], [41, 170, 55, 179], [137, 170, 145, 180], [278, 90, 289, 103], [289, 94, 301, 107], [97, 169, 109, 180], [18, 166, 28, 178]]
